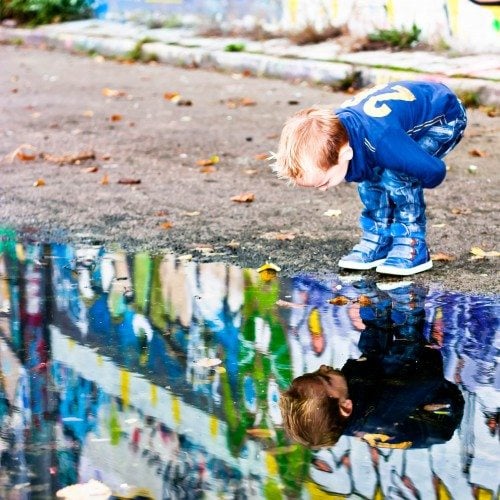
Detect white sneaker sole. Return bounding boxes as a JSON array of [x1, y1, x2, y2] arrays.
[[338, 258, 386, 270], [376, 260, 433, 276]]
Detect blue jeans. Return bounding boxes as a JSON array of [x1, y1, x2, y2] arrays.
[[358, 104, 467, 239]]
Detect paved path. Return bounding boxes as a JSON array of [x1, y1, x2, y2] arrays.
[[1, 19, 499, 105]]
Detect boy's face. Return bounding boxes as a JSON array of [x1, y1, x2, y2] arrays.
[[295, 145, 352, 191]]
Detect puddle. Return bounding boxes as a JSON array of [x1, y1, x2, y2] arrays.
[[0, 236, 498, 499]]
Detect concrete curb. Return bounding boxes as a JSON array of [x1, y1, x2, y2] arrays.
[[1, 24, 499, 106]]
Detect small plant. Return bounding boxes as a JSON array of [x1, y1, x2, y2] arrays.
[[125, 37, 158, 62], [288, 24, 345, 46], [365, 23, 421, 50], [224, 42, 246, 52], [456, 90, 482, 109], [1, 0, 93, 26], [331, 70, 364, 93]]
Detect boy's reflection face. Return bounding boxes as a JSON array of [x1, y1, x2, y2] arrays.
[[310, 365, 350, 403]]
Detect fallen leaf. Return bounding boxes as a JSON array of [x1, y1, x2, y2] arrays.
[[468, 164, 478, 173], [155, 210, 169, 217], [469, 247, 500, 260], [110, 114, 123, 122], [102, 87, 128, 97], [450, 207, 471, 215], [261, 231, 296, 241], [357, 295, 372, 306], [231, 192, 255, 203], [254, 153, 270, 161], [468, 148, 487, 157], [258, 262, 281, 273], [275, 299, 305, 309], [101, 153, 111, 160], [200, 165, 216, 174], [41, 151, 95, 165], [431, 252, 456, 262], [194, 357, 222, 368], [159, 221, 174, 230], [118, 178, 141, 185], [100, 174, 109, 185], [82, 166, 99, 173], [5, 144, 37, 162], [323, 209, 342, 217], [196, 155, 220, 166], [183, 211, 200, 217], [33, 178, 46, 187], [246, 428, 273, 438], [164, 91, 181, 102], [245, 169, 258, 175], [226, 239, 240, 249], [225, 97, 256, 108], [329, 296, 350, 306]]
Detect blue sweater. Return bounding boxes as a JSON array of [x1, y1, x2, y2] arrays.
[[336, 80, 463, 188]]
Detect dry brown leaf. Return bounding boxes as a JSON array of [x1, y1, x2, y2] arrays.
[[468, 148, 487, 157], [226, 97, 257, 108], [155, 210, 169, 217], [246, 428, 273, 438], [431, 252, 456, 262], [101, 153, 111, 160], [194, 357, 222, 368], [450, 207, 471, 215], [118, 178, 141, 185], [102, 87, 128, 97], [200, 165, 217, 174], [82, 166, 99, 173], [164, 91, 181, 102], [254, 153, 270, 161], [262, 231, 296, 241], [275, 299, 305, 309], [5, 144, 37, 163], [357, 295, 372, 306], [329, 296, 350, 306], [41, 151, 95, 165], [226, 239, 240, 249], [100, 174, 109, 185], [110, 114, 123, 122], [196, 155, 219, 167], [159, 221, 174, 230], [33, 178, 45, 187], [231, 192, 255, 203]]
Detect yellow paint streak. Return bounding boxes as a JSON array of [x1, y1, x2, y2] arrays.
[[386, 0, 395, 25], [172, 395, 181, 424], [120, 369, 130, 408], [266, 453, 279, 476], [331, 0, 339, 20], [447, 0, 460, 35], [288, 0, 299, 25], [150, 384, 158, 407], [209, 414, 218, 437]]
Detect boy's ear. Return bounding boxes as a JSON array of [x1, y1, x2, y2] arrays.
[[339, 399, 353, 418], [339, 146, 353, 163]]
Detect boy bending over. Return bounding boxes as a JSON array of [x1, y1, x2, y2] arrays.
[[272, 80, 467, 276]]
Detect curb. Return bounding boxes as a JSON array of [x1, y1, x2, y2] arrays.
[[1, 26, 499, 106]]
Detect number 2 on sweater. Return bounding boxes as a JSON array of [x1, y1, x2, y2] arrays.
[[341, 84, 416, 118]]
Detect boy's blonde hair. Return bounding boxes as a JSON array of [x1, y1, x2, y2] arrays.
[[279, 372, 349, 448], [272, 106, 349, 182]]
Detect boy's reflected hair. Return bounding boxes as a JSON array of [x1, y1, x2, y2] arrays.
[[279, 369, 348, 448]]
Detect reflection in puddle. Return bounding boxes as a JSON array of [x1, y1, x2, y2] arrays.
[[0, 234, 498, 498]]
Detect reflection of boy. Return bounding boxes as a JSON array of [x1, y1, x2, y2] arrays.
[[280, 284, 464, 448]]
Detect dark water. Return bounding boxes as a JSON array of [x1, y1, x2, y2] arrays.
[[0, 233, 498, 499]]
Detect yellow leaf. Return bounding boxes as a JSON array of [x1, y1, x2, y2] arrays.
[[159, 221, 174, 230], [230, 192, 255, 203], [329, 296, 350, 306], [33, 178, 45, 187], [100, 174, 109, 185]]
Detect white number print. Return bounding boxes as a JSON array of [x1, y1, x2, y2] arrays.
[[341, 84, 416, 118]]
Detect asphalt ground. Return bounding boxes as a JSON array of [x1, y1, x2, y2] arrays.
[[1, 44, 499, 294]]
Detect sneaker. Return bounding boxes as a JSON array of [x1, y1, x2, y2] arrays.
[[376, 238, 433, 276], [338, 234, 392, 270]]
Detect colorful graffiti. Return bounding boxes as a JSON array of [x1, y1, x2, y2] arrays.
[[0, 232, 498, 498]]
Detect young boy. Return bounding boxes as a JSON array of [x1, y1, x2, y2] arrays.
[[279, 282, 464, 449], [272, 80, 467, 276]]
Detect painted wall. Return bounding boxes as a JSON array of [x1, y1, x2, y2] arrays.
[[281, 0, 500, 53], [104, 0, 500, 53]]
